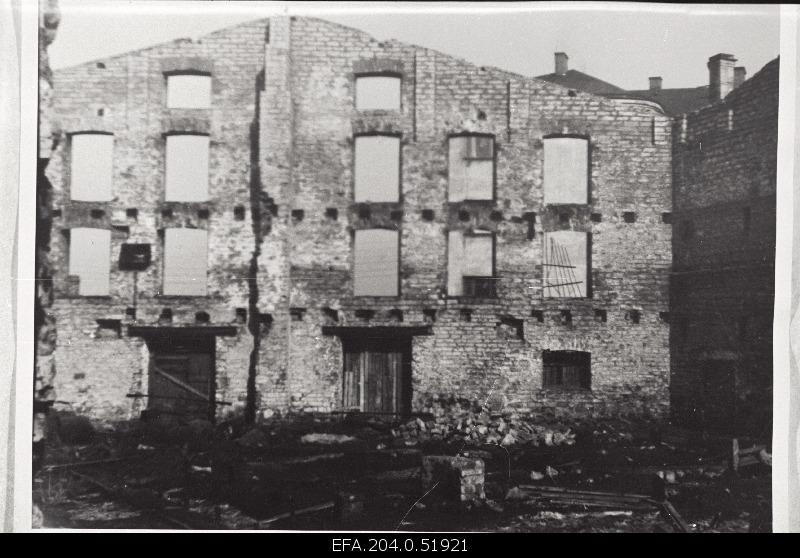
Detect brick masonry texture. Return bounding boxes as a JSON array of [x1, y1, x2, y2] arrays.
[[670, 58, 778, 434], [48, 16, 672, 424]]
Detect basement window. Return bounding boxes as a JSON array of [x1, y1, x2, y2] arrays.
[[69, 228, 111, 296], [542, 350, 591, 390], [355, 75, 401, 111], [543, 136, 589, 205], [166, 73, 212, 109], [448, 135, 494, 202], [543, 231, 590, 298], [353, 228, 400, 296], [354, 134, 400, 202], [70, 133, 113, 201], [165, 134, 209, 202], [447, 230, 496, 297], [162, 228, 208, 296]]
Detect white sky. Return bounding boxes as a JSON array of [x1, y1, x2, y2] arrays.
[[49, 1, 780, 90]]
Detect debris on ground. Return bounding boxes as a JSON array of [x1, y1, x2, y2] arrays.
[[300, 433, 357, 444]]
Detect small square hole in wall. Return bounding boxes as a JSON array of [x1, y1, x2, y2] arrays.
[[90, 209, 105, 219], [591, 213, 602, 223], [355, 309, 375, 321], [125, 307, 137, 320], [531, 309, 544, 323], [523, 212, 537, 240], [159, 308, 173, 323], [52, 209, 62, 218], [233, 205, 246, 221], [421, 209, 435, 222], [325, 208, 339, 221], [623, 212, 636, 223], [568, 89, 577, 97], [358, 206, 371, 220], [197, 208, 210, 220], [290, 307, 306, 321], [626, 309, 641, 324], [594, 309, 607, 323], [659, 311, 670, 323], [322, 307, 339, 323], [458, 209, 471, 222], [490, 211, 503, 222], [235, 308, 247, 324], [460, 309, 473, 322], [126, 208, 138, 220], [73, 372, 86, 380], [195, 311, 210, 324], [161, 208, 174, 219], [258, 312, 273, 331], [291, 209, 305, 224], [560, 309, 572, 325], [390, 209, 404, 222], [97, 108, 105, 117], [388, 309, 404, 322], [96, 62, 105, 69], [661, 212, 672, 224], [96, 318, 122, 338], [559, 213, 570, 225], [423, 308, 437, 323]]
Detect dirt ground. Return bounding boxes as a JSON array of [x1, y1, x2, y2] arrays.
[[33, 412, 772, 532]]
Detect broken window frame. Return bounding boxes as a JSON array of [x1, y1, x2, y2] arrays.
[[447, 133, 496, 202], [164, 132, 210, 202], [542, 230, 591, 299], [165, 71, 212, 109], [447, 229, 497, 298], [67, 227, 112, 296], [353, 132, 402, 203], [354, 71, 402, 111], [542, 350, 592, 391], [542, 133, 590, 205], [353, 228, 401, 297], [69, 131, 114, 202], [161, 227, 209, 297]]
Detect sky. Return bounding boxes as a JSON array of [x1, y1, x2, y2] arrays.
[[49, 1, 781, 90]]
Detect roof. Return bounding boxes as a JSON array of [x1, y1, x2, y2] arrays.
[[619, 86, 711, 116], [535, 69, 627, 96]]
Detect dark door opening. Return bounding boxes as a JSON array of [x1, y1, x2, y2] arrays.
[[342, 337, 412, 415], [146, 335, 216, 421], [542, 350, 591, 390]]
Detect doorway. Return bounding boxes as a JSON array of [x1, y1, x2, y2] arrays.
[[342, 336, 412, 414]]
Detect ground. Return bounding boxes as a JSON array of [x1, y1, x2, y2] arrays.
[[33, 411, 771, 532]]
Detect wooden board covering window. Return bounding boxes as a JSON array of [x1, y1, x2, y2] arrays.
[[447, 230, 493, 296], [68, 227, 111, 296], [70, 133, 113, 201], [543, 136, 588, 204], [353, 228, 399, 296], [165, 134, 209, 202], [354, 135, 400, 202], [448, 136, 494, 201], [543, 230, 589, 298], [163, 228, 208, 296], [355, 76, 401, 110], [343, 338, 409, 413]]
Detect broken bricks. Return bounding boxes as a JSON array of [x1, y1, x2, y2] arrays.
[[421, 455, 485, 504]]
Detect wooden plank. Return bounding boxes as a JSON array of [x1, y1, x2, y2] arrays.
[[152, 364, 210, 401]]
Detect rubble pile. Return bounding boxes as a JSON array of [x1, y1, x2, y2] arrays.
[[392, 407, 576, 448]]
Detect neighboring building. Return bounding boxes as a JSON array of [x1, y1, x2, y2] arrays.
[[536, 52, 627, 96], [670, 56, 778, 434], [48, 16, 672, 424]]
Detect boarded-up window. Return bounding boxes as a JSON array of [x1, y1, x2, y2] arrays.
[[355, 75, 401, 110], [447, 230, 494, 296], [543, 230, 589, 298], [165, 134, 209, 202], [542, 350, 591, 390], [166, 74, 212, 109], [163, 228, 208, 296], [70, 133, 113, 201], [354, 135, 400, 202], [448, 135, 494, 201], [69, 228, 111, 296], [353, 229, 399, 296], [543, 136, 589, 204]]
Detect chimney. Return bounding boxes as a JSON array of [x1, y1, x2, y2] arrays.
[[734, 66, 747, 89], [555, 52, 568, 75], [649, 76, 663, 91], [707, 53, 737, 102]]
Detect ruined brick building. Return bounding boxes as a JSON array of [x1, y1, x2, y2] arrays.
[[47, 16, 676, 424]]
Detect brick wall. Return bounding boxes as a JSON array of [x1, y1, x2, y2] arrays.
[[671, 58, 778, 433], [49, 16, 672, 424]]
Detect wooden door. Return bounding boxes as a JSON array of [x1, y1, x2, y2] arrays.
[[147, 336, 215, 421], [343, 338, 410, 414]]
